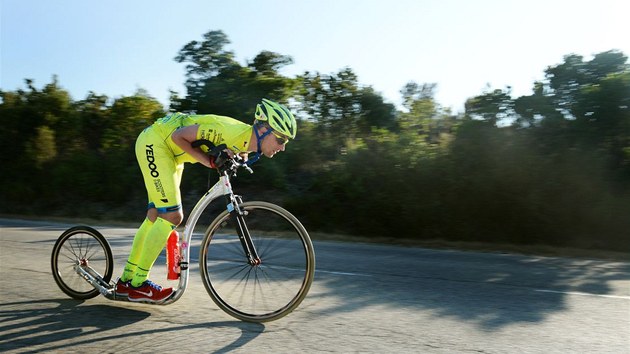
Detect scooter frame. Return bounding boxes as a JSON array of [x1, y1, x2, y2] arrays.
[[75, 174, 238, 305]]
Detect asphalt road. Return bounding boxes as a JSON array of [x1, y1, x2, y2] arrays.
[[1, 218, 629, 353]]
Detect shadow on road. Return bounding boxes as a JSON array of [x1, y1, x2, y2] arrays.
[[0, 299, 264, 353], [3, 219, 628, 337], [309, 242, 630, 330]]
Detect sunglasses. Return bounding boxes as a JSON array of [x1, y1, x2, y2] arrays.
[[271, 130, 289, 145]]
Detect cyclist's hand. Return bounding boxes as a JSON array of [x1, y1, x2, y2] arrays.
[[210, 149, 233, 169], [203, 144, 230, 169]]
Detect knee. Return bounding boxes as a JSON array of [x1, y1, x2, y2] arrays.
[[160, 210, 183, 226], [146, 208, 182, 226], [146, 208, 159, 222]]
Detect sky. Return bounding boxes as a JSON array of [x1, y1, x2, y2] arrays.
[[1, 0, 629, 113]]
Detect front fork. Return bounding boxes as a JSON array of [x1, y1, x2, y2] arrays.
[[228, 195, 261, 266]]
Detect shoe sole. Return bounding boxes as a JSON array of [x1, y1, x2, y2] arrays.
[[128, 294, 172, 303], [115, 286, 130, 297], [128, 297, 159, 303]]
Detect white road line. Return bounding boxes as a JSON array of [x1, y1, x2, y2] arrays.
[[316, 269, 372, 277], [535, 289, 630, 300]]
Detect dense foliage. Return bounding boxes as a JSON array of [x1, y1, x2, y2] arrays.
[[2, 30, 629, 251]]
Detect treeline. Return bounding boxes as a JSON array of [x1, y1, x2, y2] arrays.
[[1, 30, 629, 251]]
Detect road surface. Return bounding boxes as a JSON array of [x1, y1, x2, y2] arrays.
[[1, 218, 629, 353]]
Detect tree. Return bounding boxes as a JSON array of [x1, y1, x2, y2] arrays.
[[0, 77, 72, 166], [173, 30, 295, 120], [73, 92, 110, 152], [248, 50, 294, 76], [297, 68, 363, 138], [574, 71, 630, 169], [464, 86, 514, 126], [102, 90, 164, 151], [513, 82, 563, 128], [26, 125, 57, 167], [357, 87, 398, 133], [399, 82, 456, 150], [175, 30, 236, 88], [545, 51, 628, 114]]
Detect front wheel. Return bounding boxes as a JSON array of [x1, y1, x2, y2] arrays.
[[200, 201, 315, 322], [51, 226, 113, 299]]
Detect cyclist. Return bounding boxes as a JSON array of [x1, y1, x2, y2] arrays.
[[115, 98, 297, 302]]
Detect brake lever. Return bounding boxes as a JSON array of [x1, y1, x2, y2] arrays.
[[232, 156, 254, 174], [225, 156, 253, 176]]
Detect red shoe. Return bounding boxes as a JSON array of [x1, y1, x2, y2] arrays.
[[115, 278, 132, 297], [128, 280, 173, 302]]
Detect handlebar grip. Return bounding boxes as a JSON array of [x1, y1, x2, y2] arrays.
[[192, 140, 228, 158], [192, 140, 230, 169], [191, 139, 252, 174]]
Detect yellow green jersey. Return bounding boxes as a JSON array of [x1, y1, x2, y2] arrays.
[[135, 113, 253, 213], [152, 112, 253, 164]]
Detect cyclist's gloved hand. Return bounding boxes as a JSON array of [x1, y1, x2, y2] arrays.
[[207, 144, 233, 169]]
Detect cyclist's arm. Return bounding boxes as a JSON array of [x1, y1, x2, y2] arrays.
[[171, 125, 214, 168]]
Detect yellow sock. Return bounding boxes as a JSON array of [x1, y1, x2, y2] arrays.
[[120, 218, 154, 282], [131, 217, 175, 287]]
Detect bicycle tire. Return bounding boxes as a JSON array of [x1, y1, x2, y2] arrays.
[[199, 201, 315, 322], [51, 226, 113, 299]]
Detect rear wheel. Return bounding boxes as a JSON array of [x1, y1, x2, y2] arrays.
[[199, 201, 315, 322], [51, 226, 113, 299]]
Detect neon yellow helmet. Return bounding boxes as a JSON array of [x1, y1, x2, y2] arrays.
[[254, 98, 297, 139]]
